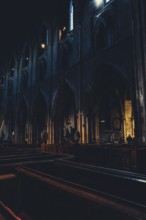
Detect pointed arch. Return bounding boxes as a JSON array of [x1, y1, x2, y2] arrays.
[[52, 82, 76, 144], [31, 92, 47, 144], [87, 64, 132, 144]]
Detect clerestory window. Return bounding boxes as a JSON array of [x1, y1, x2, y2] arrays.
[[69, 0, 74, 32], [59, 0, 74, 42]]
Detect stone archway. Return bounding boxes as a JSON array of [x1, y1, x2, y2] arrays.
[[53, 83, 76, 144], [31, 93, 47, 144], [88, 65, 133, 144], [99, 89, 123, 143]]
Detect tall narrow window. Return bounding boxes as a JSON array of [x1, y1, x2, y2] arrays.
[[69, 0, 74, 31]]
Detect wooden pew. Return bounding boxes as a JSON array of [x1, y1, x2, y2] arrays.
[[0, 152, 43, 159], [0, 173, 19, 212], [0, 154, 56, 165], [52, 160, 146, 206], [0, 155, 71, 212], [0, 201, 34, 220], [15, 166, 146, 220], [0, 153, 68, 175], [24, 159, 146, 207], [73, 144, 137, 171]]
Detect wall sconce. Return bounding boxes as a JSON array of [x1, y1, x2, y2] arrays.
[[41, 43, 46, 49]]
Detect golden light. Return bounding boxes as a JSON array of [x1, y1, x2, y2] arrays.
[[124, 100, 135, 142], [59, 29, 62, 41], [94, 0, 103, 7]]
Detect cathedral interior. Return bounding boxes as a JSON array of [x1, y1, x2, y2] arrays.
[[0, 0, 146, 219]]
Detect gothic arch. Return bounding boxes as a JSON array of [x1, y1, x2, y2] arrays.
[[52, 82, 76, 143], [31, 92, 47, 144], [87, 64, 132, 143]]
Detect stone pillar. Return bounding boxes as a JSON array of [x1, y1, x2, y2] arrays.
[[132, 0, 146, 144]]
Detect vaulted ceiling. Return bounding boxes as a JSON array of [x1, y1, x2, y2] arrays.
[[0, 0, 62, 65]]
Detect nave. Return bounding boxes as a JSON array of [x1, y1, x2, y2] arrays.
[[0, 145, 146, 220]]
